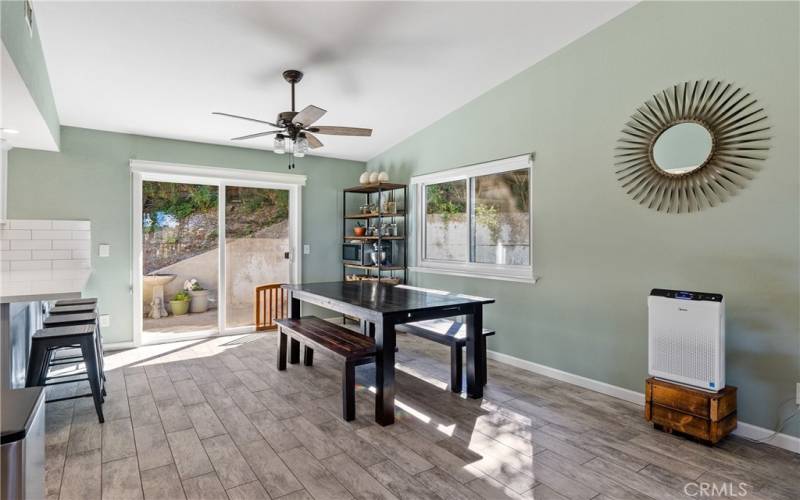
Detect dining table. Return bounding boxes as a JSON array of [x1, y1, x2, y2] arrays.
[[281, 281, 495, 425]]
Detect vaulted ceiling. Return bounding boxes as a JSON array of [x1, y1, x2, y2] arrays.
[[34, 1, 634, 161]]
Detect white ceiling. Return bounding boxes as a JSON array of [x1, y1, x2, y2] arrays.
[[34, 1, 634, 162]]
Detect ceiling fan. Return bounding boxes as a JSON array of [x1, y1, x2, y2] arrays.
[[213, 69, 372, 168]]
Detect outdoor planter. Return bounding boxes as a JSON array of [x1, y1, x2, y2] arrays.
[[189, 289, 210, 313], [170, 299, 190, 316]]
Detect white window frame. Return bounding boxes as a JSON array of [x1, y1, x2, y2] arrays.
[[130, 159, 306, 346], [410, 153, 536, 283]]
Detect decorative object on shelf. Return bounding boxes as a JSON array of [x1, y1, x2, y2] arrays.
[[359, 204, 370, 214], [353, 222, 366, 237], [378, 171, 389, 182], [213, 69, 373, 169], [369, 243, 388, 266], [369, 171, 380, 183], [645, 377, 737, 445], [616, 80, 769, 213], [359, 172, 370, 185], [382, 190, 397, 214], [184, 279, 210, 313], [170, 291, 191, 316]]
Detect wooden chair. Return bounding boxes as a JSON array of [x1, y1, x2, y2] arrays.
[[255, 284, 288, 331]]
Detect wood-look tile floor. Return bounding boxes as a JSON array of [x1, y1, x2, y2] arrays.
[[44, 327, 799, 500]]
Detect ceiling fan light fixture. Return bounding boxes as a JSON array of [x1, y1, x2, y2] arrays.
[[293, 134, 308, 158], [274, 134, 286, 155]]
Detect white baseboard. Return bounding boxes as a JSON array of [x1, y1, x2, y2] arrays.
[[487, 349, 799, 454], [103, 341, 136, 351]]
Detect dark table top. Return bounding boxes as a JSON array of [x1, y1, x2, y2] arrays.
[[282, 281, 494, 315], [1, 386, 44, 444]]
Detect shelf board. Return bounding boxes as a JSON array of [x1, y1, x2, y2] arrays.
[[344, 236, 404, 241], [343, 263, 406, 271], [344, 212, 405, 219], [344, 182, 406, 193]]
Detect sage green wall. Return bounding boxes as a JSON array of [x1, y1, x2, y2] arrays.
[[368, 1, 799, 436], [1, 0, 60, 147], [8, 126, 365, 343]]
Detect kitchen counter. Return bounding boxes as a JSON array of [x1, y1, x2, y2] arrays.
[[0, 292, 80, 389]]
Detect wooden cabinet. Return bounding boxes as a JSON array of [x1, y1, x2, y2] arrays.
[[645, 377, 737, 445]]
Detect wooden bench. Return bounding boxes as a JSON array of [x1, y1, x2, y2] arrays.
[[275, 316, 376, 421], [396, 318, 495, 393]]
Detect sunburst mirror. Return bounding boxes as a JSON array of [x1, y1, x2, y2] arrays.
[[615, 80, 770, 213]]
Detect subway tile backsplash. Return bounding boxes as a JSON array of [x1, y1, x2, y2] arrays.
[[0, 219, 92, 298]]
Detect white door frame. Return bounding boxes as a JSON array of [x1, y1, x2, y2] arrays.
[[130, 159, 305, 346]]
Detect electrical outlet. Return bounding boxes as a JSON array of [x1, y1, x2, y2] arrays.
[[303, 245, 310, 255], [100, 314, 111, 328]]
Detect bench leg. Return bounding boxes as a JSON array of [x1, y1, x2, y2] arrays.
[[277, 330, 287, 371], [303, 346, 314, 366], [451, 345, 463, 393], [290, 339, 300, 364], [342, 362, 356, 421]]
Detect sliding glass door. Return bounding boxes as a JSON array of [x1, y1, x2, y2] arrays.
[[224, 185, 291, 330], [132, 162, 303, 345], [142, 181, 220, 339]]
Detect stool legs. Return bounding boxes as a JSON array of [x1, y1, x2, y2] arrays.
[[277, 329, 287, 371], [26, 343, 50, 388], [343, 362, 356, 421], [80, 334, 104, 423]]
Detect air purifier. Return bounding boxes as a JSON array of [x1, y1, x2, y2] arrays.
[[648, 288, 725, 391]]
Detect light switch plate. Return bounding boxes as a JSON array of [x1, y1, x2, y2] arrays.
[[100, 314, 111, 328], [98, 244, 110, 257], [303, 245, 310, 255]]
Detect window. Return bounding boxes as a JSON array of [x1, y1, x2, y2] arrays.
[[412, 154, 534, 282]]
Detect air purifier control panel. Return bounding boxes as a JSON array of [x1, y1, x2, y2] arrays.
[[650, 288, 723, 302]]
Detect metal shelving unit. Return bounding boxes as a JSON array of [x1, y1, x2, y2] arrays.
[[342, 182, 407, 284]]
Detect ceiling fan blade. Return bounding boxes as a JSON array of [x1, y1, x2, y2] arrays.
[[230, 130, 282, 141], [304, 132, 323, 149], [213, 112, 279, 128], [292, 105, 327, 127], [308, 126, 372, 137]]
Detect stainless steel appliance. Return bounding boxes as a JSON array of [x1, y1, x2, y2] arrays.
[[1, 387, 45, 500], [343, 241, 393, 266]]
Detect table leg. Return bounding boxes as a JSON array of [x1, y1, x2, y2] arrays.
[[374, 318, 396, 425], [466, 305, 484, 399], [289, 294, 301, 364]]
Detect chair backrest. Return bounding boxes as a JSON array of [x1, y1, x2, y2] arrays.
[[255, 284, 288, 331]]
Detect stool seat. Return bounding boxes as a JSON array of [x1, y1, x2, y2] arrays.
[[34, 324, 95, 340], [49, 304, 96, 315], [55, 298, 97, 306], [43, 312, 97, 327]]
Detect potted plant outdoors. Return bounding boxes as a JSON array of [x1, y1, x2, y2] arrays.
[[185, 279, 210, 313], [353, 221, 367, 237], [170, 291, 191, 316]]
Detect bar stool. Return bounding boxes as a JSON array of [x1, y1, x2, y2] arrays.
[[25, 324, 105, 422], [43, 312, 106, 387]]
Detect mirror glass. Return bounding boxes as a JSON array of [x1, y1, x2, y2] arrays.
[[652, 122, 712, 174]]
